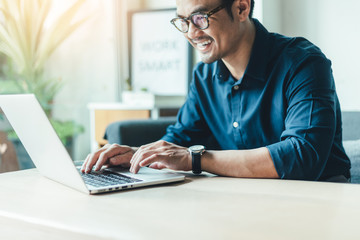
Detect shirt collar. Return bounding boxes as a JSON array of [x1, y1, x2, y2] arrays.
[[213, 19, 270, 82], [243, 19, 270, 82], [213, 60, 230, 81]]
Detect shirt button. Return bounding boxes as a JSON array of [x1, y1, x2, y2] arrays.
[[233, 122, 239, 128], [233, 85, 239, 90]]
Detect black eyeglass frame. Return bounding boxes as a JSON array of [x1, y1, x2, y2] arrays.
[[170, 4, 227, 33]]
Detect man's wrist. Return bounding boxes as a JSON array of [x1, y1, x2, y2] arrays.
[[188, 145, 206, 174]]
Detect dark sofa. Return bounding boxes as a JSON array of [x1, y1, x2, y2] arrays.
[[104, 117, 177, 147], [342, 112, 360, 183], [105, 112, 360, 183]]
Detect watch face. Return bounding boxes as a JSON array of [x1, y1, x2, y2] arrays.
[[189, 145, 205, 153]]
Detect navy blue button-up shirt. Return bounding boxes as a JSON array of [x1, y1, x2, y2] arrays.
[[162, 19, 350, 181]]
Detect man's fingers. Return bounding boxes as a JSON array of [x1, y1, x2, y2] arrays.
[[139, 154, 162, 167], [94, 150, 110, 171], [95, 147, 132, 171], [82, 151, 101, 173], [108, 153, 132, 168], [81, 154, 91, 172], [85, 152, 100, 173], [81, 144, 113, 172], [148, 162, 167, 170], [130, 148, 157, 173], [130, 140, 168, 164], [129, 140, 189, 174], [131, 154, 159, 174], [82, 144, 132, 173], [92, 144, 131, 171]]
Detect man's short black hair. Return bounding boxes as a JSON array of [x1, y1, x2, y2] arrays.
[[222, 0, 255, 19]]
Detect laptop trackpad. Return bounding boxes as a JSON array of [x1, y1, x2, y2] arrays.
[[108, 167, 180, 181]]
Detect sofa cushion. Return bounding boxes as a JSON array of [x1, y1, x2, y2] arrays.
[[343, 139, 360, 183]]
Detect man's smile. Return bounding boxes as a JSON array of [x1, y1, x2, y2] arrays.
[[192, 38, 213, 52]]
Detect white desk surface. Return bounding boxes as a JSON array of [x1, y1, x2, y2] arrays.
[[0, 169, 360, 240]]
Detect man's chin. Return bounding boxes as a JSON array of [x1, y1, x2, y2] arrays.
[[200, 54, 218, 64]]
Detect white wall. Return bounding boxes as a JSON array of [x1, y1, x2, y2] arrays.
[[262, 0, 282, 32], [144, 0, 175, 9]]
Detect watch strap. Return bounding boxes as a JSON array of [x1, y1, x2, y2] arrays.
[[192, 152, 202, 174]]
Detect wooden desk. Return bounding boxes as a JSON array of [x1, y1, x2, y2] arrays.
[[1, 169, 360, 240]]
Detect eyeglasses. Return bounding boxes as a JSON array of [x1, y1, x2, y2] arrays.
[[170, 4, 226, 33]]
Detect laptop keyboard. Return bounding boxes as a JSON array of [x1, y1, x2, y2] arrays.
[[79, 170, 142, 188]]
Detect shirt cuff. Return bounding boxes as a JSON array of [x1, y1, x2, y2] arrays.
[[266, 139, 298, 179]]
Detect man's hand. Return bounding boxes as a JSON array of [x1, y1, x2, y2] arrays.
[[81, 144, 135, 173], [129, 140, 192, 174]]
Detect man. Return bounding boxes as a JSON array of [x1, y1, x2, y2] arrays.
[[82, 0, 351, 182]]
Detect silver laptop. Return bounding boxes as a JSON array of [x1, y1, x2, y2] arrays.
[[0, 94, 185, 194]]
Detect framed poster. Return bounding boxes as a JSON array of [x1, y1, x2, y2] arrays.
[[129, 9, 193, 96]]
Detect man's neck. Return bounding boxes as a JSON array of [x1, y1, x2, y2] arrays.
[[222, 20, 256, 80]]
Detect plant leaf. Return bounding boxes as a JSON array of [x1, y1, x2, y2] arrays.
[[35, 0, 87, 71]]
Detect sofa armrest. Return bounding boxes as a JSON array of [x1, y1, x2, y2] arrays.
[[343, 139, 360, 183], [104, 117, 177, 147], [342, 111, 360, 141]]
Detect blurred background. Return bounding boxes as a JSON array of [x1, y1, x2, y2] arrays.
[[0, 0, 359, 171]]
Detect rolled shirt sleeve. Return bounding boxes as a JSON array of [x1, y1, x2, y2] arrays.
[[267, 56, 338, 180]]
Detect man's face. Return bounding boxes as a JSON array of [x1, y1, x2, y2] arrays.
[[175, 0, 242, 64]]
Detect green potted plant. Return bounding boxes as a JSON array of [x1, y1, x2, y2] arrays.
[[0, 0, 87, 163]]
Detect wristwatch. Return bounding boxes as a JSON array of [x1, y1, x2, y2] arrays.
[[188, 145, 206, 174]]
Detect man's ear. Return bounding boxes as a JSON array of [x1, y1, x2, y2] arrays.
[[234, 0, 250, 20]]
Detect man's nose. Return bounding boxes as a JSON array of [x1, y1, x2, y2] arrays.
[[186, 21, 200, 39]]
